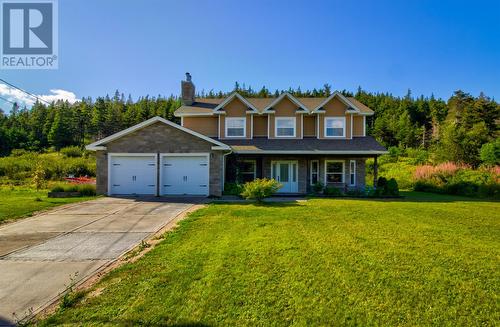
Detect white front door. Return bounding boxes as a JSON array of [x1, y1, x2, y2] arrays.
[[109, 155, 157, 195], [271, 161, 298, 193], [161, 155, 209, 195]]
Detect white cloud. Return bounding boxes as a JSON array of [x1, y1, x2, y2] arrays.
[[0, 83, 80, 110]]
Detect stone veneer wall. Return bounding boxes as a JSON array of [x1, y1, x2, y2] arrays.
[[95, 121, 224, 196]]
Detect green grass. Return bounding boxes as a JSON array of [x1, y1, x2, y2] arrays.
[[39, 192, 499, 326], [0, 187, 96, 223]]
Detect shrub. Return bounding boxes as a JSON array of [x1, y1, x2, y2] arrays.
[[385, 178, 399, 196], [323, 186, 343, 197], [240, 178, 281, 202], [76, 184, 96, 196], [413, 162, 499, 198], [51, 185, 65, 192], [312, 182, 324, 194], [63, 184, 78, 192], [374, 177, 399, 196], [32, 163, 46, 190], [60, 146, 83, 158], [224, 182, 243, 196], [480, 140, 500, 166]]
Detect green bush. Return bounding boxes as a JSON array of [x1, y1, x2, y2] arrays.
[[223, 182, 243, 196], [51, 184, 65, 192], [374, 177, 399, 196], [480, 140, 500, 166], [60, 146, 83, 158], [50, 183, 96, 196], [385, 178, 399, 196], [76, 184, 96, 196], [414, 165, 499, 199], [240, 178, 281, 202], [312, 182, 324, 194], [0, 151, 95, 182], [323, 186, 343, 197]]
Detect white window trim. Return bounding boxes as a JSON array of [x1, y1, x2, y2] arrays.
[[349, 160, 356, 186], [324, 160, 345, 184], [363, 116, 366, 136], [275, 116, 296, 138], [324, 116, 346, 138], [239, 159, 257, 181], [310, 160, 319, 185], [225, 117, 246, 138]]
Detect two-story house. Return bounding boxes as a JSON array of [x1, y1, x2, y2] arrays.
[[87, 73, 387, 196]]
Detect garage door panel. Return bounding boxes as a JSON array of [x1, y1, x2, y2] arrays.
[[110, 155, 157, 195], [161, 155, 209, 195]]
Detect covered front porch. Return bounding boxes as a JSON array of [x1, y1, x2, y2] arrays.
[[224, 154, 380, 194]]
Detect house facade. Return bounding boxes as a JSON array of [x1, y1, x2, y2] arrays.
[[87, 73, 387, 196]]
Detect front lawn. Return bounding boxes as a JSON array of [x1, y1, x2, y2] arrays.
[[39, 192, 499, 326], [0, 187, 95, 223]]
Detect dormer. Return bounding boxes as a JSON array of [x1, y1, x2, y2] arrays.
[[214, 92, 258, 139], [312, 92, 360, 139], [264, 93, 308, 139]]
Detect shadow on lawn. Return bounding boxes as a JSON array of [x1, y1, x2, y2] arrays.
[[307, 191, 499, 203]]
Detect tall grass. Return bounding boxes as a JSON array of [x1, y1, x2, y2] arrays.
[[0, 151, 95, 184]]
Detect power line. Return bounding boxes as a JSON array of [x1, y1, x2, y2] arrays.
[[0, 95, 18, 106], [0, 78, 51, 105]]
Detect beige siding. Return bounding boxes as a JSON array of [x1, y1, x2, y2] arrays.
[[319, 97, 352, 139], [253, 115, 268, 137], [352, 115, 364, 136], [269, 97, 302, 138], [182, 117, 218, 137], [218, 97, 252, 138], [303, 115, 316, 136]]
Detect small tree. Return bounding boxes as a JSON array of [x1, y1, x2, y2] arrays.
[[240, 178, 281, 202], [32, 163, 46, 191], [480, 140, 500, 166]]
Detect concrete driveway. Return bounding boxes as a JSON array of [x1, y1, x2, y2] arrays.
[[0, 196, 202, 325]]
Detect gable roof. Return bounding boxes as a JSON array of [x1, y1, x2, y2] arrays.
[[174, 92, 375, 116], [311, 91, 359, 113], [213, 92, 259, 113], [262, 92, 308, 113], [86, 116, 231, 151]]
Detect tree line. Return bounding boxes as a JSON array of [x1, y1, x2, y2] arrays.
[[0, 86, 498, 166]]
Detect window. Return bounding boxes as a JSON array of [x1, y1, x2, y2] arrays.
[[238, 160, 256, 183], [325, 117, 345, 137], [275, 117, 296, 137], [325, 160, 344, 183], [349, 160, 356, 186], [310, 160, 319, 185], [225, 117, 246, 137]]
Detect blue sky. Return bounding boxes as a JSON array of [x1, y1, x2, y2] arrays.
[[2, 0, 499, 111]]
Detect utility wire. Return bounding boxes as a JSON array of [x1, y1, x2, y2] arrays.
[[0, 78, 52, 105], [0, 95, 18, 106]]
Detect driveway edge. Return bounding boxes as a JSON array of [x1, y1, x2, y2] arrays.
[[28, 203, 205, 324]]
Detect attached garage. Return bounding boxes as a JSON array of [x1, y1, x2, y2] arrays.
[[160, 154, 209, 196], [86, 116, 230, 197], [108, 154, 157, 195]]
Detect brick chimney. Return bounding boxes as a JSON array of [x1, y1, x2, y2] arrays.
[[181, 72, 195, 105]]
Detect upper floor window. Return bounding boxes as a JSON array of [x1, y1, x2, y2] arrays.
[[225, 117, 246, 137], [325, 117, 345, 137], [275, 117, 296, 137]]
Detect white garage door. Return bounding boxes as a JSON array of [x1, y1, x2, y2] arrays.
[[161, 155, 209, 195], [109, 155, 157, 195]]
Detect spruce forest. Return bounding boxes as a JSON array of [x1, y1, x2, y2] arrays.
[[0, 84, 498, 167]]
